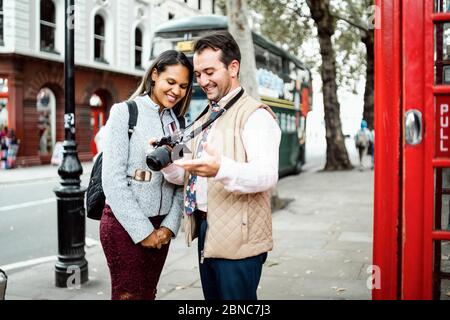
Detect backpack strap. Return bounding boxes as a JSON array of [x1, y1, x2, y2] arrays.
[[177, 115, 186, 130], [125, 100, 138, 140]]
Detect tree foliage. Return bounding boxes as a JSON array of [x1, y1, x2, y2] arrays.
[[247, 0, 373, 94]]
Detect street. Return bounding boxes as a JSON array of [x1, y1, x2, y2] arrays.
[[0, 170, 100, 267], [1, 144, 374, 300], [0, 138, 362, 270]]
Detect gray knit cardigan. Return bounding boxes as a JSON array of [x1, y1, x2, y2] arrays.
[[102, 94, 183, 244]]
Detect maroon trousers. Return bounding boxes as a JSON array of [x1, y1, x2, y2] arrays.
[[99, 204, 170, 300]]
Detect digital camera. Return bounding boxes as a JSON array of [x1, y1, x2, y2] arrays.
[[146, 133, 184, 171]]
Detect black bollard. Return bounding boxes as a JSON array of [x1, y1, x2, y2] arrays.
[[53, 0, 88, 288]]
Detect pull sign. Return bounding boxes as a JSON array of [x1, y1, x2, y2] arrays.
[[436, 97, 450, 157], [405, 110, 423, 146]]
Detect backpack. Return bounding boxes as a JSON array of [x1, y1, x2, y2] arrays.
[[355, 129, 368, 148], [86, 100, 138, 220]]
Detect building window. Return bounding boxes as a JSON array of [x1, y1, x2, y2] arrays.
[[94, 14, 107, 63], [168, 12, 175, 20], [135, 27, 143, 69], [40, 0, 57, 52], [0, 0, 4, 46], [212, 0, 215, 14], [198, 0, 201, 10]]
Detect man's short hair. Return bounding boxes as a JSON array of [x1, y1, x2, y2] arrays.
[[194, 30, 241, 68]]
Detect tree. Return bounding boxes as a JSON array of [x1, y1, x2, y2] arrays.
[[249, 0, 352, 170], [226, 0, 284, 209], [249, 0, 374, 130], [248, 0, 375, 169], [226, 0, 259, 98], [306, 0, 352, 170], [332, 0, 375, 130]]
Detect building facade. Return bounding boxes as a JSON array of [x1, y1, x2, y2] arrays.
[[0, 0, 216, 166]]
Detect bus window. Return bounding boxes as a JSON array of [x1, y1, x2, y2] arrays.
[[268, 51, 283, 76], [187, 98, 208, 124], [255, 44, 268, 69], [186, 87, 208, 124]]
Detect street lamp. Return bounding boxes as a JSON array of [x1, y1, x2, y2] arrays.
[[53, 0, 88, 288]]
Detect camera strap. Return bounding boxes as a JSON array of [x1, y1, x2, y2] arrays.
[[184, 88, 245, 142]]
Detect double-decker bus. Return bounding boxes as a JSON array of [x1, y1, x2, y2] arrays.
[[151, 15, 312, 175]]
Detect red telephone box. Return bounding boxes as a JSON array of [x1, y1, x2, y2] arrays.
[[375, 0, 450, 300]]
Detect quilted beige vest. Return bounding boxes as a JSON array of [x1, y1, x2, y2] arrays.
[[183, 91, 275, 260]]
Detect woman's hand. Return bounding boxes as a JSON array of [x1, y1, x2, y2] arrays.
[[140, 230, 162, 249], [156, 227, 173, 245], [149, 138, 158, 148]]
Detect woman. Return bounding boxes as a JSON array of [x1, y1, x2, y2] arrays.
[[100, 50, 193, 300]]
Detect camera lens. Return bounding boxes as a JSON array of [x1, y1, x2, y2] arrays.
[[146, 146, 172, 171]]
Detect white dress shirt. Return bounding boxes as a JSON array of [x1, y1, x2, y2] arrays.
[[166, 87, 282, 211]]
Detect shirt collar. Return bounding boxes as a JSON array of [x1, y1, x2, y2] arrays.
[[216, 86, 242, 108], [137, 94, 160, 112], [136, 94, 179, 134]]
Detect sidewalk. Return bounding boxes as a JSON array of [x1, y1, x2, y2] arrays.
[[2, 161, 374, 300]]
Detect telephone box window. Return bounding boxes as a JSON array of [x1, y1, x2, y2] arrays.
[[433, 240, 450, 300], [434, 168, 450, 231], [435, 0, 450, 12], [434, 23, 450, 84]]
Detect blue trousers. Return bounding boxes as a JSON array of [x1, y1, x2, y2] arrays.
[[197, 218, 267, 300]]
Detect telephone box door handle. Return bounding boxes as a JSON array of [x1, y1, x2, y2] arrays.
[[405, 109, 423, 145]]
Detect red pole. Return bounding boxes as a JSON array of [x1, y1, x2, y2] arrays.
[[373, 0, 402, 300]]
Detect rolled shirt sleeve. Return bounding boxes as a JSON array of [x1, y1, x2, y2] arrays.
[[214, 108, 281, 194], [161, 163, 185, 185]]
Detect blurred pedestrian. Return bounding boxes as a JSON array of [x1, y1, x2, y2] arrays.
[[367, 128, 375, 170], [100, 50, 193, 300], [355, 119, 371, 171]]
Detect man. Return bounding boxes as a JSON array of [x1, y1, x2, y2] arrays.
[[174, 31, 281, 300]]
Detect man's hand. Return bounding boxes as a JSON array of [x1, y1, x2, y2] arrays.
[[173, 142, 221, 177]]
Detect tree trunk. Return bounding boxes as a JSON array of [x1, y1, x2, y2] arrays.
[[227, 0, 284, 210], [362, 30, 374, 130], [226, 0, 260, 98], [306, 0, 352, 170]]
